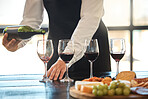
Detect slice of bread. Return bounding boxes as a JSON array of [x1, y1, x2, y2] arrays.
[[131, 78, 148, 87], [116, 71, 136, 81], [133, 78, 148, 83]]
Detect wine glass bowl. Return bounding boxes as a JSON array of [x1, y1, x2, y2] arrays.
[[110, 38, 126, 76], [58, 39, 74, 82], [37, 39, 53, 82], [84, 39, 99, 78], [59, 53, 74, 64]]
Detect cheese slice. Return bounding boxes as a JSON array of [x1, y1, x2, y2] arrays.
[[75, 81, 103, 91], [80, 85, 93, 93]]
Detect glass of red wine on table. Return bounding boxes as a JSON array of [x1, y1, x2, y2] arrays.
[[37, 39, 54, 82], [84, 39, 99, 78], [110, 38, 126, 78], [58, 39, 74, 82]]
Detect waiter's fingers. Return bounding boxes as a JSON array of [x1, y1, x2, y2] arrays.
[[2, 33, 9, 46], [59, 68, 66, 80], [47, 66, 54, 77], [48, 59, 66, 80], [7, 39, 16, 49], [49, 68, 56, 80], [14, 40, 21, 46], [7, 39, 16, 46], [5, 39, 20, 52], [53, 69, 61, 80]]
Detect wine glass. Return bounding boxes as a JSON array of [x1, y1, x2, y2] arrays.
[[37, 39, 54, 82], [84, 39, 99, 78], [58, 39, 74, 82], [110, 38, 126, 76]]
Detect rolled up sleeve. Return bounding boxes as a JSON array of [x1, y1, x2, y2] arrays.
[[69, 0, 104, 67], [18, 0, 44, 49]]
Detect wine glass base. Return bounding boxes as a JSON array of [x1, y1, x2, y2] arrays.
[[39, 78, 51, 83], [60, 78, 74, 82]]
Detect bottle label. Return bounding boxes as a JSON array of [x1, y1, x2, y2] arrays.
[[7, 27, 19, 34], [4, 26, 22, 40]]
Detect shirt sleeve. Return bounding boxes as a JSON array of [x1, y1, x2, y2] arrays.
[[18, 0, 44, 49], [68, 0, 104, 67]]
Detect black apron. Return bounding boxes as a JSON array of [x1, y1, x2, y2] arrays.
[[43, 0, 111, 80]]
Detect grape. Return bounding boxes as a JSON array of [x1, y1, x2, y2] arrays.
[[97, 85, 104, 90], [117, 80, 120, 83], [115, 88, 123, 95], [103, 89, 108, 96], [104, 84, 108, 89], [97, 90, 104, 96], [93, 85, 97, 90], [114, 82, 117, 85], [118, 83, 125, 88], [111, 81, 117, 85], [123, 88, 130, 96], [124, 86, 130, 91], [91, 83, 131, 96], [109, 83, 116, 89], [108, 89, 115, 96], [92, 89, 98, 96]]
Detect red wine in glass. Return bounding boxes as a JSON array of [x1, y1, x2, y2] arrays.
[[111, 53, 125, 62], [84, 39, 99, 78], [59, 53, 74, 63], [58, 39, 74, 82], [40, 56, 52, 63], [110, 38, 126, 77], [84, 52, 99, 62]]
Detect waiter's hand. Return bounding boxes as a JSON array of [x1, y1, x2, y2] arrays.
[[2, 33, 21, 52], [47, 59, 66, 80]]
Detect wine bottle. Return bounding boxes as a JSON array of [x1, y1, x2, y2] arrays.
[[3, 25, 46, 40]]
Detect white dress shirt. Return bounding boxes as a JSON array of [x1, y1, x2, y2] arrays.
[[19, 0, 104, 67]]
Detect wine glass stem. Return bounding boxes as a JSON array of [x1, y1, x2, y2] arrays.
[[90, 62, 93, 78], [44, 62, 48, 79], [116, 61, 119, 76], [65, 63, 69, 79]]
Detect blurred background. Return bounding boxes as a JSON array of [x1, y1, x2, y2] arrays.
[[0, 0, 148, 75]]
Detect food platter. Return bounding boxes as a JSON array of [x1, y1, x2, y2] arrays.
[[70, 86, 148, 99], [70, 71, 148, 99]]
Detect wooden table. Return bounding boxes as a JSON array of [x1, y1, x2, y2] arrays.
[[0, 71, 148, 99]]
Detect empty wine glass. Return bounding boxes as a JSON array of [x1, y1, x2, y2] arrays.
[[110, 38, 126, 76], [58, 39, 74, 82], [37, 39, 54, 82], [84, 39, 99, 78]]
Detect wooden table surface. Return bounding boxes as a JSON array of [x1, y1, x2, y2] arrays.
[[0, 71, 148, 99]]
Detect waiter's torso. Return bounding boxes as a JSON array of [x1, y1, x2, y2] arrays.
[[43, 0, 111, 80], [43, 0, 81, 39]]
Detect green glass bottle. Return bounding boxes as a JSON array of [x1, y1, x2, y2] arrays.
[[3, 25, 46, 40]]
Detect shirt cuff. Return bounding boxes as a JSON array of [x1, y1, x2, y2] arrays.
[[18, 39, 30, 49]]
